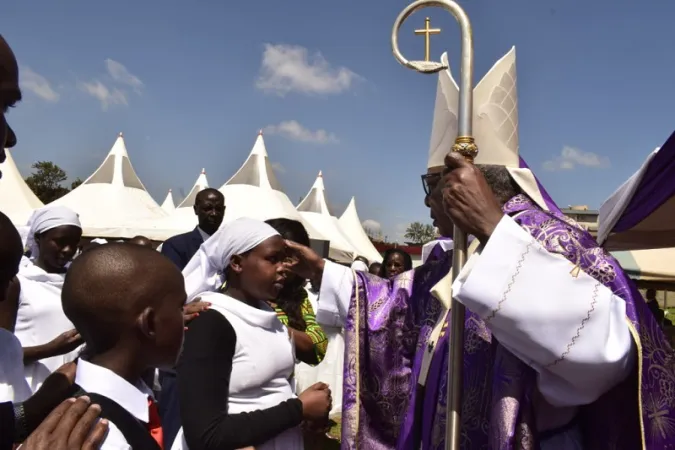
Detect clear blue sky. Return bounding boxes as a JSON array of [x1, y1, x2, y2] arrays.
[[3, 0, 674, 241]]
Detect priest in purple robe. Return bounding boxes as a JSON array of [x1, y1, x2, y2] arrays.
[[288, 47, 675, 450]]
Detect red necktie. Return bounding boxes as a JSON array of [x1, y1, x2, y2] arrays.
[[147, 398, 164, 450]]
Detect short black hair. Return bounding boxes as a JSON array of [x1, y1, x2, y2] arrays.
[[265, 218, 310, 247], [195, 188, 224, 205], [379, 248, 413, 277]]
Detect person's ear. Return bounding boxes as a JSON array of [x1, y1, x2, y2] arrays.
[[137, 306, 156, 341], [229, 255, 244, 274]]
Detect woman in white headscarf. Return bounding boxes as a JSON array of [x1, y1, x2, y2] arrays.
[[172, 218, 332, 450], [13, 205, 84, 392]]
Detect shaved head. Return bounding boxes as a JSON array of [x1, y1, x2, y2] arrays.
[[0, 212, 23, 288], [62, 243, 185, 365], [129, 235, 153, 249]]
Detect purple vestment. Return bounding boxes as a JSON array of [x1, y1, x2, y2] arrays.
[[340, 194, 675, 449]]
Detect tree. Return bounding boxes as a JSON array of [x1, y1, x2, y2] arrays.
[[404, 221, 437, 245], [70, 178, 83, 190], [24, 161, 79, 204]]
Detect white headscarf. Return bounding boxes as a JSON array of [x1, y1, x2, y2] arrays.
[[25, 206, 81, 260], [182, 217, 280, 303], [351, 260, 369, 272]]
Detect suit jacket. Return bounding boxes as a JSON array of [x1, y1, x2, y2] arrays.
[[161, 227, 204, 270]]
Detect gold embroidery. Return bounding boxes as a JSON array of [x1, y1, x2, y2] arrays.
[[569, 264, 581, 278], [484, 243, 533, 323], [625, 318, 647, 450], [545, 282, 600, 368]]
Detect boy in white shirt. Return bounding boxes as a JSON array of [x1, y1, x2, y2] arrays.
[[62, 243, 186, 449]]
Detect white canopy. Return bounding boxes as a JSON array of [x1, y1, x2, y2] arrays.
[[598, 131, 675, 250], [132, 168, 211, 240], [218, 131, 330, 246], [0, 148, 44, 225], [297, 171, 358, 262], [161, 189, 176, 213], [177, 168, 208, 209], [50, 133, 168, 238], [338, 197, 382, 263]]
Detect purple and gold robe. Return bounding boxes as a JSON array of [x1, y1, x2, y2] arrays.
[[332, 194, 675, 449]]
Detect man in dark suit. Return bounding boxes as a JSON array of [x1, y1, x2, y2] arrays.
[[161, 188, 225, 269], [158, 187, 224, 448]]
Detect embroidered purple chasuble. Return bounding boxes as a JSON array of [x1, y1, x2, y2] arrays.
[[340, 194, 675, 449]]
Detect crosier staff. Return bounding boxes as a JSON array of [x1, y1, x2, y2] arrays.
[[391, 2, 477, 449]]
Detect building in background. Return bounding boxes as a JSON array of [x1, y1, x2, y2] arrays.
[[560, 205, 599, 238]]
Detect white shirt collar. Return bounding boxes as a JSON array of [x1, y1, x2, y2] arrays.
[[197, 226, 211, 242], [75, 359, 152, 423]]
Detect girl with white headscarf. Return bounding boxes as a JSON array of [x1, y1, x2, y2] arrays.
[[14, 205, 84, 392], [172, 218, 331, 450]]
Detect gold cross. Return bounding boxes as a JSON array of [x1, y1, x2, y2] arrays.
[[414, 17, 441, 62]]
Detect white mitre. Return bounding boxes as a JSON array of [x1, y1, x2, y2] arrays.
[[428, 47, 549, 211]]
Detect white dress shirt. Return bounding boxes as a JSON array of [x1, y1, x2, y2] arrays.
[[75, 359, 154, 450]]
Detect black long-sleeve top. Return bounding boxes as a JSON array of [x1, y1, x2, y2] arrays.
[[176, 309, 303, 450], [0, 401, 14, 450]]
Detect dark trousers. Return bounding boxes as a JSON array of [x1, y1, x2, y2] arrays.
[[158, 370, 181, 449]]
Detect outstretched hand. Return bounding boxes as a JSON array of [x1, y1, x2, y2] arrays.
[[284, 240, 325, 282], [441, 153, 504, 243]]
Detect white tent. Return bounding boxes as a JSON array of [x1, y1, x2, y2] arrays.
[[156, 168, 210, 231], [161, 189, 176, 213], [218, 132, 332, 247], [50, 133, 168, 238], [297, 171, 358, 262], [177, 168, 208, 209], [0, 149, 44, 225], [339, 197, 382, 263]]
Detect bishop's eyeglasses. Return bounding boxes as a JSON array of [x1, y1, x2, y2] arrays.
[[421, 173, 442, 196]]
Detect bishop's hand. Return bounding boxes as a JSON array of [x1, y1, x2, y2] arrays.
[[284, 240, 325, 285], [441, 152, 504, 243]]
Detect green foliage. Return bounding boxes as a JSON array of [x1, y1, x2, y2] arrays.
[[404, 221, 437, 245], [24, 161, 80, 204]]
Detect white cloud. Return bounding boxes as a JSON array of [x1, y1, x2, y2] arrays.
[[20, 67, 60, 102], [256, 44, 360, 96], [78, 80, 128, 110], [362, 219, 382, 234], [271, 161, 286, 174], [105, 59, 143, 92], [542, 146, 610, 171], [264, 121, 338, 144]]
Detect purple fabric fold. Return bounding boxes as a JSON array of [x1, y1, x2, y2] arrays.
[[613, 131, 675, 232]]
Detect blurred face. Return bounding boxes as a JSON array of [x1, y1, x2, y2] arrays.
[[423, 167, 454, 237], [150, 272, 186, 369], [36, 225, 82, 272], [0, 38, 20, 170], [369, 262, 381, 275], [232, 236, 288, 301], [384, 252, 406, 278], [194, 192, 225, 234]]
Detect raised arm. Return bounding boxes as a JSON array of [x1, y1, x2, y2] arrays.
[[452, 215, 634, 406]]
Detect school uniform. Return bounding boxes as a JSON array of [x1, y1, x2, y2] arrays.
[[74, 359, 164, 450], [172, 292, 304, 450]]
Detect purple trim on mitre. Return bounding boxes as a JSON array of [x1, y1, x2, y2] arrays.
[[613, 131, 675, 232], [518, 156, 561, 213]]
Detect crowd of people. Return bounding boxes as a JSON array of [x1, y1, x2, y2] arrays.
[[2, 32, 675, 450]]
